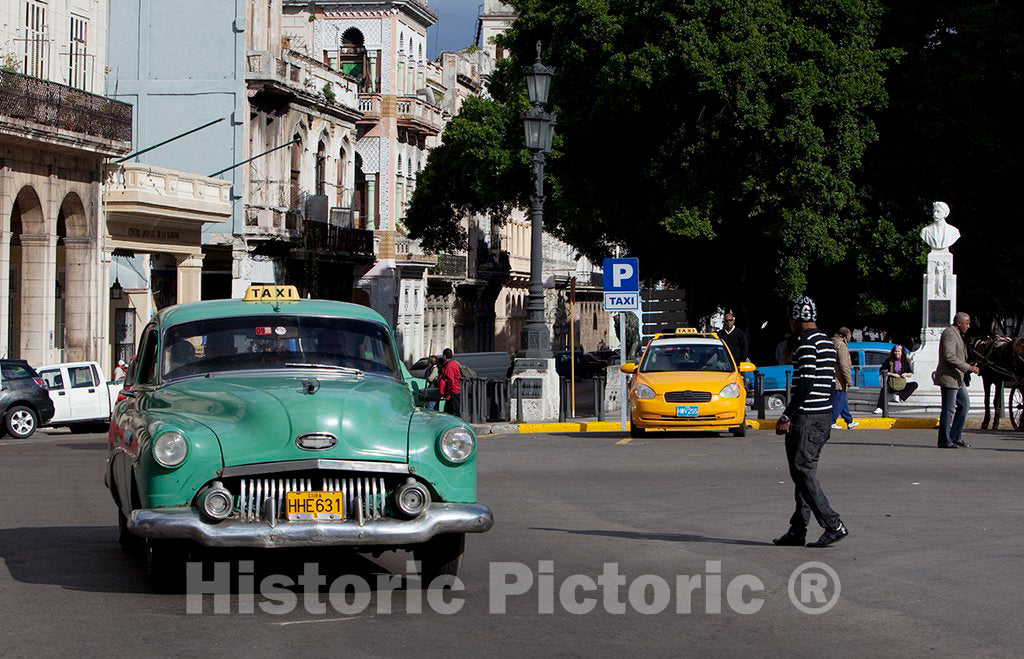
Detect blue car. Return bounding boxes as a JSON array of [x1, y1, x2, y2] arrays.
[[746, 341, 895, 412]]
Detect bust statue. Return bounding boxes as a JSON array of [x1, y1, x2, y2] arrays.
[[920, 201, 961, 251]]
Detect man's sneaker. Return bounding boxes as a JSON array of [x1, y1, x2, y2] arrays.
[[831, 423, 843, 430], [808, 521, 849, 547], [873, 407, 883, 415], [847, 421, 859, 429]]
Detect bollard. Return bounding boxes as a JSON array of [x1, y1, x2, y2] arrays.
[[515, 379, 523, 423], [558, 377, 567, 423], [595, 376, 604, 422], [881, 373, 889, 418], [756, 371, 766, 420]]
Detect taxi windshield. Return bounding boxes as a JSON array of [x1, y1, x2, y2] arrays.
[[161, 315, 399, 380], [639, 341, 735, 373]]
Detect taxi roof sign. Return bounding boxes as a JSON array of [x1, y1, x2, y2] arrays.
[[674, 327, 698, 334], [243, 285, 300, 303]]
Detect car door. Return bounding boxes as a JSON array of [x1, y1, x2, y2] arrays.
[[862, 350, 890, 387], [66, 364, 104, 420], [39, 367, 71, 423]]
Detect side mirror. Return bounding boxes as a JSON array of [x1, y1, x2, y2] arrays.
[[619, 362, 636, 374], [739, 361, 757, 373]]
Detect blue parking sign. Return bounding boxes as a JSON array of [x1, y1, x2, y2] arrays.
[[603, 258, 639, 292], [603, 258, 640, 311]]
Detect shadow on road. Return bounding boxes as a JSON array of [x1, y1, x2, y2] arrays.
[[0, 525, 410, 594], [530, 526, 771, 547], [830, 440, 1024, 452]]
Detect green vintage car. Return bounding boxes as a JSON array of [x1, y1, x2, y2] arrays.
[[106, 285, 492, 588]]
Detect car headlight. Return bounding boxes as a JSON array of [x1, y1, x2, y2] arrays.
[[719, 383, 742, 399], [633, 383, 656, 400], [153, 431, 189, 468], [439, 427, 475, 463]]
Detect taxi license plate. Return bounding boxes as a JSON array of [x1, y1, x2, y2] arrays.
[[676, 406, 699, 418], [285, 491, 345, 521]]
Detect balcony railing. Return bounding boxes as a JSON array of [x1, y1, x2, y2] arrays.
[[302, 220, 374, 257], [0, 70, 132, 143]]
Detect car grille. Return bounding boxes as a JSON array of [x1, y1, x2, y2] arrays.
[[234, 474, 389, 522], [664, 391, 712, 403]]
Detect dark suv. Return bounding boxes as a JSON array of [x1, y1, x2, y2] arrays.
[[1, 360, 55, 439]]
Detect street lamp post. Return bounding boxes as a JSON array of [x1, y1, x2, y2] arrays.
[[521, 41, 556, 358]]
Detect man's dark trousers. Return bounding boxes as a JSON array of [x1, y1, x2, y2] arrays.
[[446, 393, 462, 419], [938, 385, 969, 446], [785, 413, 841, 534]]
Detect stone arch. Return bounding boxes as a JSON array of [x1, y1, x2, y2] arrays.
[[342, 27, 364, 47], [8, 185, 52, 361]]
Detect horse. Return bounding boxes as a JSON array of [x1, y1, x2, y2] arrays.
[[971, 336, 1024, 430]]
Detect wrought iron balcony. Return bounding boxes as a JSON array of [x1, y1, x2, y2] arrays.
[[0, 70, 132, 143]]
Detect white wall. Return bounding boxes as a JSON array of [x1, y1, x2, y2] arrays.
[[0, 0, 110, 93]]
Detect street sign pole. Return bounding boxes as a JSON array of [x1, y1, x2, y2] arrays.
[[620, 312, 627, 431], [602, 257, 640, 433]]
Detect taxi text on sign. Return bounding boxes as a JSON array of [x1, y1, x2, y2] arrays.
[[602, 258, 640, 311]]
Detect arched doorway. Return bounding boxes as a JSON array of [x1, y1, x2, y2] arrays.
[[7, 186, 45, 360], [58, 192, 91, 362]]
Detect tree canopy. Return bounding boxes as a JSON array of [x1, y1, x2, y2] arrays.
[[406, 0, 1024, 349]]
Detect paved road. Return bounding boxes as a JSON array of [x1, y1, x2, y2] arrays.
[[1, 426, 1022, 656]]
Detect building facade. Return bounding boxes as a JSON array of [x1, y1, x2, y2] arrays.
[[1, 0, 132, 368]]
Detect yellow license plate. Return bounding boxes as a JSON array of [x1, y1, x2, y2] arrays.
[[285, 491, 345, 521]]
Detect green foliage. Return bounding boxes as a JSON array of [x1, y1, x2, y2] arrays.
[[0, 52, 18, 73], [407, 0, 894, 330], [321, 83, 336, 105], [406, 95, 531, 253]]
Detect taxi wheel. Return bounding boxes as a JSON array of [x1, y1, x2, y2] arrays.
[[146, 539, 191, 593], [730, 420, 747, 437], [5, 405, 37, 439], [118, 510, 143, 552], [414, 532, 465, 586], [629, 419, 646, 437]]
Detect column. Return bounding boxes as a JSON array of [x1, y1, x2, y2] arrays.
[[176, 253, 205, 304], [62, 237, 93, 362], [99, 248, 112, 375], [18, 233, 57, 365], [0, 229, 10, 360], [366, 178, 377, 230]]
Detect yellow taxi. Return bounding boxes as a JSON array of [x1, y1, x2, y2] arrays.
[[620, 328, 756, 437]]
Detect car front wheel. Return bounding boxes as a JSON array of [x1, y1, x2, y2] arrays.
[[731, 419, 747, 437], [629, 418, 646, 437], [413, 533, 465, 586], [146, 539, 191, 593], [5, 405, 38, 439]]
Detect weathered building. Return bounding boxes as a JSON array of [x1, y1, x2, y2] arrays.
[[1, 0, 133, 368]]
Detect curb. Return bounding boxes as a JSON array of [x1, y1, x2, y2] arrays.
[[471, 418, 948, 434]]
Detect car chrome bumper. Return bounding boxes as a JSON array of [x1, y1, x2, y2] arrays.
[[129, 503, 494, 548]]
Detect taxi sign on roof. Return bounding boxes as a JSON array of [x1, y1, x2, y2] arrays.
[[675, 328, 698, 334], [243, 285, 300, 303]]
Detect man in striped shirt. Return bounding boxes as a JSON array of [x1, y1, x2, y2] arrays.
[[773, 296, 849, 548]]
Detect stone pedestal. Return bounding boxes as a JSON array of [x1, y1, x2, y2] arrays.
[[510, 357, 559, 422], [909, 250, 982, 402]]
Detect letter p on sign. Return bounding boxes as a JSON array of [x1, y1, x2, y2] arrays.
[[612, 263, 633, 288]]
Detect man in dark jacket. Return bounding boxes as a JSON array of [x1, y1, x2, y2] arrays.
[[720, 312, 748, 363]]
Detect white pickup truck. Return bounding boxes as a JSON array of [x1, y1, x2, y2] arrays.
[[37, 361, 123, 432]]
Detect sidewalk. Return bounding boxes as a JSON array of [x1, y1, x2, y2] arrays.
[[471, 411, 1007, 435]]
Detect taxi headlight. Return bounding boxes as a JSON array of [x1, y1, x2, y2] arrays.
[[439, 427, 475, 463], [634, 383, 656, 400], [153, 432, 189, 468], [719, 383, 742, 399]]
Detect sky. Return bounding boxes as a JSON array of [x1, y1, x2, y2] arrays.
[[426, 0, 483, 59]]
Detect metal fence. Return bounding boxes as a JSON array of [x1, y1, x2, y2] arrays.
[[0, 70, 132, 142]]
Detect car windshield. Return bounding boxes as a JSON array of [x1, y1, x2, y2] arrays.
[[161, 315, 399, 381], [640, 341, 735, 373]]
